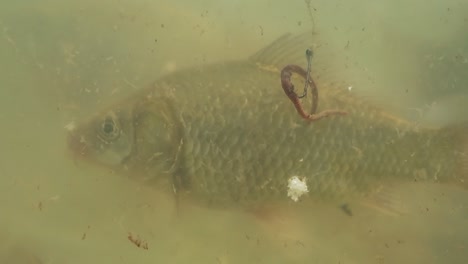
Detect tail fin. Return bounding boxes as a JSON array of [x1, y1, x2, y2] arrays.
[[454, 122, 468, 189], [460, 124, 468, 188], [430, 122, 468, 189]]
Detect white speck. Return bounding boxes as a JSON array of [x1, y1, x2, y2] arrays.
[[348, 86, 353, 91], [64, 121, 76, 131], [163, 61, 177, 73], [287, 176, 308, 202], [110, 88, 120, 95], [48, 195, 60, 201]]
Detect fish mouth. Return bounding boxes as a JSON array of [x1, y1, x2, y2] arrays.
[[67, 131, 89, 158]]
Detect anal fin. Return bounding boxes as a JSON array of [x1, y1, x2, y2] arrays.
[[360, 184, 408, 217], [247, 204, 310, 261]]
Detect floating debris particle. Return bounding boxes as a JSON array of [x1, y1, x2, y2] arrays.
[[287, 176, 308, 202], [340, 203, 353, 216], [127, 232, 149, 250], [64, 121, 76, 131]]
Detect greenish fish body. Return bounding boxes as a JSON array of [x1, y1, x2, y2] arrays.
[[68, 33, 467, 209]]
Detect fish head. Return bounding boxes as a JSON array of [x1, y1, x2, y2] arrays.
[[67, 106, 134, 168], [67, 96, 183, 178]]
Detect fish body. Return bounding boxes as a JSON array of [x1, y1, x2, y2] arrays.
[[68, 33, 467, 209]]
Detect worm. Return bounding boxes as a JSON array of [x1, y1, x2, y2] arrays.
[[280, 49, 347, 121]]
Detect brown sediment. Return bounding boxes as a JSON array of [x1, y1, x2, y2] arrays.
[[127, 232, 149, 250], [280, 64, 347, 121]]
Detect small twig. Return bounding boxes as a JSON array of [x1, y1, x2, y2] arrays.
[[127, 232, 149, 250]]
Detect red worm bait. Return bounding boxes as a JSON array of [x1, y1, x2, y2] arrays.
[[280, 49, 347, 121]]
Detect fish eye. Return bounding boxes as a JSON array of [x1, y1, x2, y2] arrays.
[[98, 115, 120, 141], [102, 118, 115, 134]]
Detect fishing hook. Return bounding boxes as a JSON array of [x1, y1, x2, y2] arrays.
[[280, 48, 347, 121]]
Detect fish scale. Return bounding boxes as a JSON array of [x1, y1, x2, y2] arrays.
[[68, 32, 466, 209]]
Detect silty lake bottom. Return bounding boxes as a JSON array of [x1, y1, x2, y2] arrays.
[[0, 1, 467, 263]]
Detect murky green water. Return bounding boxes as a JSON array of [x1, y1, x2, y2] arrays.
[[1, 1, 467, 263]]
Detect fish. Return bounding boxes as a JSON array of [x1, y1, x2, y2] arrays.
[[67, 32, 468, 210]]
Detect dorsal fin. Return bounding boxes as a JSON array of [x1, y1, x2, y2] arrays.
[[249, 31, 425, 121], [249, 32, 313, 68], [248, 31, 359, 89]]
